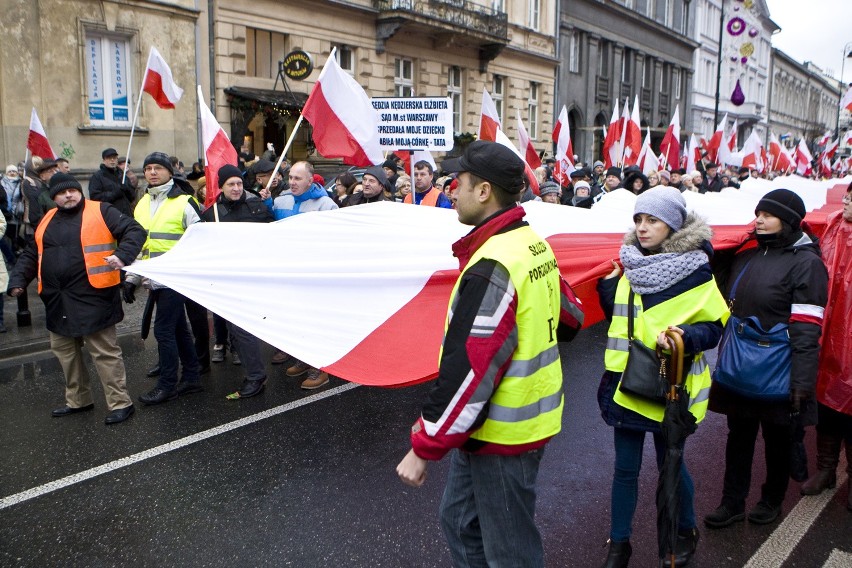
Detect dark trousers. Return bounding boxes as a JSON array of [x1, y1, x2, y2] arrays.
[[154, 288, 200, 391], [227, 322, 266, 383], [212, 312, 229, 346], [185, 298, 210, 369], [722, 414, 792, 510]]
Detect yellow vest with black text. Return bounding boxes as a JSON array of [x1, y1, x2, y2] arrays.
[[443, 226, 564, 445], [605, 275, 729, 423], [134, 193, 192, 259]]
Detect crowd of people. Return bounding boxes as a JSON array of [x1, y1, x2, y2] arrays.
[[1, 139, 850, 567]]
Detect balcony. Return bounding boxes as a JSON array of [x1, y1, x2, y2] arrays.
[[658, 92, 670, 113], [596, 75, 610, 104], [736, 102, 764, 122], [373, 0, 508, 70], [640, 88, 651, 111], [619, 82, 632, 100]]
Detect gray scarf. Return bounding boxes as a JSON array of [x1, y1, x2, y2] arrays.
[[619, 244, 708, 295]]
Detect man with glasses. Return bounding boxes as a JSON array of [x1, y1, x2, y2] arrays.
[[89, 148, 136, 216], [253, 158, 288, 199]]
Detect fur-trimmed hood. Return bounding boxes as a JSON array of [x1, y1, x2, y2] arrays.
[[623, 212, 713, 254]]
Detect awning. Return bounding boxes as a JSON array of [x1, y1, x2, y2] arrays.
[[224, 86, 308, 111]]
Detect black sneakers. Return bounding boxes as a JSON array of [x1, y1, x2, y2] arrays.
[[703, 504, 745, 529]]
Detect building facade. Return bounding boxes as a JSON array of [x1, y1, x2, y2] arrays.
[[556, 0, 696, 164], [205, 0, 560, 166], [0, 0, 200, 175], [689, 0, 777, 146], [767, 49, 841, 149]]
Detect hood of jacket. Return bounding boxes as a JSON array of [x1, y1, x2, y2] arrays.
[[623, 212, 713, 255]]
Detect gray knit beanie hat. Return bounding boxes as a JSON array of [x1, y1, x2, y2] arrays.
[[634, 186, 687, 232]]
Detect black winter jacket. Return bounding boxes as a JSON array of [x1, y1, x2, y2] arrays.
[[201, 190, 273, 223], [8, 199, 146, 337], [709, 232, 829, 424], [88, 164, 136, 215]]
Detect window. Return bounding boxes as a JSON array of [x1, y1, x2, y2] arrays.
[[598, 42, 609, 76], [492, 0, 505, 11], [246, 28, 287, 79], [621, 49, 632, 83], [528, 82, 539, 139], [660, 64, 669, 93], [448, 66, 463, 132], [335, 45, 355, 75], [528, 0, 540, 31], [673, 68, 681, 99], [569, 31, 580, 73], [84, 32, 132, 125], [394, 57, 414, 96], [492, 75, 505, 124], [642, 57, 652, 88]]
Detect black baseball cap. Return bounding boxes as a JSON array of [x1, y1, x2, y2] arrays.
[[102, 148, 118, 159], [441, 141, 525, 194]]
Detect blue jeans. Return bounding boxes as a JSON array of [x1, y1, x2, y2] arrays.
[[153, 288, 200, 391], [610, 427, 695, 542], [440, 448, 545, 568]]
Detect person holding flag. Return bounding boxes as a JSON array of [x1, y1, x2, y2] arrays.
[[396, 140, 584, 567]]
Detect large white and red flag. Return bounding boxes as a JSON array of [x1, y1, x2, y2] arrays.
[[125, 176, 843, 387], [142, 47, 183, 109], [739, 130, 764, 172], [816, 130, 833, 147], [478, 88, 501, 142], [516, 110, 542, 169], [602, 100, 621, 168], [685, 134, 700, 173], [795, 138, 814, 176], [496, 128, 540, 194], [27, 108, 56, 160], [768, 132, 793, 172], [842, 85, 852, 113], [705, 113, 728, 164], [198, 86, 239, 207], [822, 138, 839, 162], [622, 96, 642, 166], [659, 105, 680, 170], [302, 51, 383, 166], [552, 105, 575, 185]]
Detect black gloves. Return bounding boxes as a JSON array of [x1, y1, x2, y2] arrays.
[[121, 282, 136, 304]]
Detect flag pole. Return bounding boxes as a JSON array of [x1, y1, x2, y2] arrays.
[[123, 52, 152, 185]]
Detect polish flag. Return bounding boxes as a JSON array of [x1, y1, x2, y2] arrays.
[[496, 128, 539, 194], [142, 47, 184, 109], [795, 138, 814, 176], [637, 127, 659, 175], [768, 132, 792, 172], [816, 130, 833, 147], [822, 138, 839, 161], [616, 99, 631, 167], [198, 87, 239, 207], [27, 108, 56, 160], [705, 113, 727, 164], [552, 105, 575, 185], [516, 110, 542, 169], [685, 134, 700, 173], [659, 105, 680, 170], [302, 49, 383, 166], [478, 88, 501, 142], [394, 149, 436, 176], [843, 130, 852, 147], [603, 100, 621, 168], [727, 119, 739, 152], [622, 96, 642, 166], [740, 131, 764, 172], [842, 85, 852, 112]]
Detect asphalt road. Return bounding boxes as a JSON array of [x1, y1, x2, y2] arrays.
[[1, 322, 849, 567]]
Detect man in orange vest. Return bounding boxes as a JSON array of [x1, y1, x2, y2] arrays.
[[404, 160, 453, 208], [8, 173, 146, 425]]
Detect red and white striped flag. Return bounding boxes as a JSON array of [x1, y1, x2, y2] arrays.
[[637, 127, 659, 175], [552, 105, 575, 185], [142, 47, 184, 109], [622, 96, 642, 166], [603, 100, 621, 169], [795, 138, 814, 176], [516, 110, 542, 169], [27, 108, 56, 160], [816, 130, 833, 147], [685, 134, 700, 173], [727, 119, 739, 152], [842, 85, 852, 112], [302, 51, 383, 166], [478, 88, 501, 142], [705, 113, 727, 164], [659, 105, 680, 171], [198, 86, 239, 207], [740, 131, 764, 172], [768, 132, 792, 172]]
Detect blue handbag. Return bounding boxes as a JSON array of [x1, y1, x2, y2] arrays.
[[712, 259, 792, 400]]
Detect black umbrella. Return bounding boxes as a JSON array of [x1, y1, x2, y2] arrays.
[[656, 331, 697, 566]]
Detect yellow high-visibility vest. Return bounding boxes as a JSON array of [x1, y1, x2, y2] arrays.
[[134, 193, 192, 259]]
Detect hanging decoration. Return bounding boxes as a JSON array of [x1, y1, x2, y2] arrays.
[[724, 0, 762, 106]]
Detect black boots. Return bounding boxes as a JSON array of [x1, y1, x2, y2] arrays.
[[662, 528, 699, 567], [801, 431, 841, 495], [847, 441, 852, 512], [602, 540, 631, 568]]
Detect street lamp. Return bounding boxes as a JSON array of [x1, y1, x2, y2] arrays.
[[835, 42, 852, 138]]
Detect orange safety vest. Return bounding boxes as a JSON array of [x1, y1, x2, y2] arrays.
[[34, 200, 119, 293], [404, 187, 442, 206]]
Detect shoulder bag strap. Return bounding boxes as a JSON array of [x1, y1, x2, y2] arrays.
[[627, 288, 636, 340]]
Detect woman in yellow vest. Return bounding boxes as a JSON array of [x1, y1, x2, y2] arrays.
[[597, 187, 729, 568]]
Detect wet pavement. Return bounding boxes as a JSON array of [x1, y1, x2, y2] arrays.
[[1, 313, 850, 566]]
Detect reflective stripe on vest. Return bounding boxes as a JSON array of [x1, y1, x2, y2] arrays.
[[604, 274, 729, 424], [404, 187, 441, 206], [444, 225, 564, 445], [34, 200, 119, 293], [134, 193, 191, 259]]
